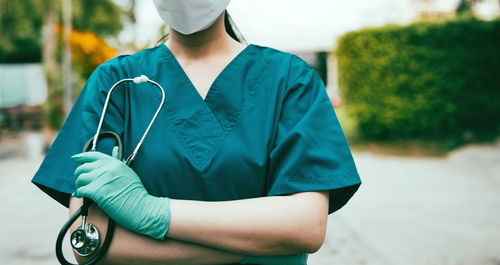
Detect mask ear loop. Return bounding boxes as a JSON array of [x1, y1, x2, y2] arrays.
[[155, 30, 169, 47], [225, 10, 247, 45]]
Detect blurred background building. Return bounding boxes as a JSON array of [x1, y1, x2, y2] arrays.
[[0, 64, 46, 132]]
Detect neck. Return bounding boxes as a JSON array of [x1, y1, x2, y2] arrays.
[[166, 12, 242, 60]]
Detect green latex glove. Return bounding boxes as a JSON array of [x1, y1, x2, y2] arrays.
[[71, 149, 171, 240], [241, 253, 308, 265]]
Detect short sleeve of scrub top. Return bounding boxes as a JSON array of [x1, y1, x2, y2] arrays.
[[31, 62, 125, 207], [265, 54, 361, 214], [31, 44, 361, 214]]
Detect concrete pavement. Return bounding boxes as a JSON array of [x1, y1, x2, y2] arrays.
[[309, 142, 500, 265]]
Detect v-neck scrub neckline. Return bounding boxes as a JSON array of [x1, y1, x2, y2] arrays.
[[157, 44, 257, 173], [159, 43, 253, 104]]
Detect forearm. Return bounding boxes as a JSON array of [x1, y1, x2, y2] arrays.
[[167, 191, 329, 255], [102, 225, 243, 265], [69, 197, 243, 265]]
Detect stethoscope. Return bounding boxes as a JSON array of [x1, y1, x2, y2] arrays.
[[55, 75, 166, 265]]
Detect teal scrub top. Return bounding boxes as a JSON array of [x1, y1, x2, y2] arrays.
[[32, 44, 361, 215]]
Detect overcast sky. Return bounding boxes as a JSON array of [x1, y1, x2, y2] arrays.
[[117, 0, 466, 51]]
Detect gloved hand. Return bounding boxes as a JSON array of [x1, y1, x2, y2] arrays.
[[71, 149, 171, 240], [241, 253, 308, 265]]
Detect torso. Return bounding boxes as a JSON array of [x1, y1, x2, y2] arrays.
[[99, 44, 308, 201]]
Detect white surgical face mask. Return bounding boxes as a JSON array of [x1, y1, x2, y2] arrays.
[[153, 0, 231, 35]]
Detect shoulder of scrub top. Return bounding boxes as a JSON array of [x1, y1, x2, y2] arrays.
[[247, 44, 317, 85]]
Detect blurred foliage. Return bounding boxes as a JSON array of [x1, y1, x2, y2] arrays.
[[336, 16, 500, 142], [71, 0, 124, 37], [0, 0, 126, 129], [456, 0, 478, 17], [45, 81, 64, 130], [0, 0, 123, 63], [54, 24, 117, 79], [0, 0, 44, 62]]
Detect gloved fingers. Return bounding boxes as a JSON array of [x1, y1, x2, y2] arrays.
[[71, 151, 110, 163], [73, 185, 92, 199], [71, 190, 82, 198], [111, 145, 120, 159], [74, 161, 102, 178], [74, 172, 98, 188], [73, 173, 106, 200]]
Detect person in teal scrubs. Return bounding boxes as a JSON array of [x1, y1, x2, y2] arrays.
[[32, 2, 361, 264]]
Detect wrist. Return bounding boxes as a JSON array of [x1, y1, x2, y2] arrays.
[[144, 195, 171, 240]]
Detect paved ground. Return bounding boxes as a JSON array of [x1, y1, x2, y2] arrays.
[[1, 131, 499, 265]]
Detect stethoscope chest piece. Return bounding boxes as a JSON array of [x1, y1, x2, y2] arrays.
[[70, 216, 100, 256]]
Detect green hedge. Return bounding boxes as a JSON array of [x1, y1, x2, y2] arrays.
[[336, 17, 500, 140], [0, 0, 43, 63]]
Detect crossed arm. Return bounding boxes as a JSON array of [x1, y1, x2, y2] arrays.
[[69, 191, 329, 265]]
